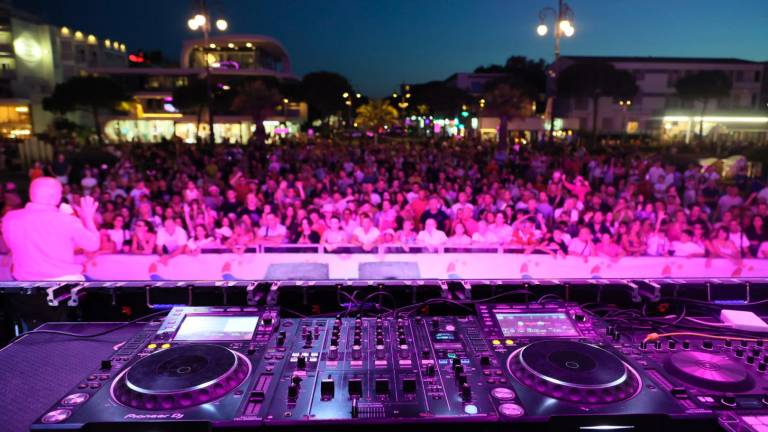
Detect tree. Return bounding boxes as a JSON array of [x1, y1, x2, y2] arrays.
[[407, 81, 472, 117], [557, 61, 638, 145], [43, 76, 131, 145], [483, 78, 533, 153], [354, 100, 398, 145], [675, 70, 732, 140], [301, 71, 354, 121], [231, 81, 281, 145], [171, 79, 208, 144]]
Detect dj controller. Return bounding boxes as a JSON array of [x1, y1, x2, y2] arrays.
[[28, 297, 768, 432]]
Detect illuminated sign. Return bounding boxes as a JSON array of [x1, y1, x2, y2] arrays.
[[13, 35, 43, 64]]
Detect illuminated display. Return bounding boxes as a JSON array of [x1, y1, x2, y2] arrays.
[[494, 312, 579, 337], [174, 315, 258, 341]]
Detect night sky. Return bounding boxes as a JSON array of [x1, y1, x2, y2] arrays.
[[18, 0, 768, 97]]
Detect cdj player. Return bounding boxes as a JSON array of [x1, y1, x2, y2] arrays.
[[31, 301, 767, 431]]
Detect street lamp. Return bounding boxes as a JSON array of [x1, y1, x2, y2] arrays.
[[536, 0, 575, 145], [619, 99, 632, 143], [187, 1, 227, 145]]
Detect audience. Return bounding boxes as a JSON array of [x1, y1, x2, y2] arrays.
[[1, 138, 766, 262]]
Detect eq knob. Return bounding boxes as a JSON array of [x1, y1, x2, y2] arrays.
[[480, 355, 491, 367], [426, 364, 436, 377], [741, 340, 749, 348], [758, 362, 767, 373], [725, 339, 733, 348], [753, 348, 762, 357], [288, 383, 299, 400], [736, 347, 745, 358], [399, 345, 410, 359], [668, 340, 677, 350], [296, 355, 307, 370], [328, 345, 339, 360], [682, 340, 690, 350], [454, 364, 465, 374], [639, 340, 648, 350], [456, 373, 468, 386], [277, 331, 286, 346], [460, 383, 472, 401], [376, 345, 386, 360], [654, 340, 662, 350], [702, 340, 713, 350], [304, 332, 313, 348], [757, 340, 765, 347], [747, 355, 756, 365], [352, 346, 362, 360]]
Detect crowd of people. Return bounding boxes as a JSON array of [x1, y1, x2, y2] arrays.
[[2, 138, 768, 262]]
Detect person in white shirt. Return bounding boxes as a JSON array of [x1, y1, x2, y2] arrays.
[[257, 213, 288, 244], [351, 213, 380, 251], [417, 218, 448, 249], [471, 222, 500, 245], [446, 222, 472, 246], [156, 218, 189, 257], [727, 220, 751, 257], [107, 214, 130, 253], [671, 229, 705, 257], [568, 227, 595, 257]]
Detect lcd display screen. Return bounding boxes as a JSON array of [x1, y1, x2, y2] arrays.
[[174, 315, 259, 341], [493, 312, 579, 337]]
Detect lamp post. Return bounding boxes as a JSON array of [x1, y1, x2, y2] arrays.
[[536, 0, 575, 144], [618, 99, 631, 144], [188, 1, 227, 145]]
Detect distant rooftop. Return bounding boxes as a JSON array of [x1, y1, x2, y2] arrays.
[[560, 55, 761, 65]]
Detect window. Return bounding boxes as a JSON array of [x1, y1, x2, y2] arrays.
[[735, 71, 744, 82], [756, 71, 762, 83]]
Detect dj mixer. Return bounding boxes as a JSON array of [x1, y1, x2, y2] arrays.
[[26, 293, 768, 432]]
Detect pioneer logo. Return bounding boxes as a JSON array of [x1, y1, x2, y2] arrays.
[[124, 413, 184, 420]]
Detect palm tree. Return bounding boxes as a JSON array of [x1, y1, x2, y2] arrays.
[[231, 81, 281, 146], [354, 100, 398, 145], [557, 61, 638, 145], [675, 71, 732, 141], [171, 79, 208, 144], [483, 79, 533, 154]]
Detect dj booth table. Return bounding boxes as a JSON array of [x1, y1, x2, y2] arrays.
[[0, 323, 144, 432]]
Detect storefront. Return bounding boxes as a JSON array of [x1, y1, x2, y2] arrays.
[[104, 117, 301, 144], [0, 100, 32, 138]]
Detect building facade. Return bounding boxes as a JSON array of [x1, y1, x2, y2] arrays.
[[92, 34, 305, 144], [552, 56, 768, 143], [0, 2, 127, 137]]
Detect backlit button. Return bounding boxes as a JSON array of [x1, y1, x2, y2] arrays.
[[491, 387, 516, 400], [147, 343, 157, 350], [505, 340, 514, 346], [492, 340, 501, 346], [61, 393, 89, 406], [161, 343, 171, 349], [41, 409, 71, 424], [498, 403, 525, 417]]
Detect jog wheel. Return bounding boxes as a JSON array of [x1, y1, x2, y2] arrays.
[[664, 351, 753, 393], [111, 344, 251, 410], [507, 340, 641, 403]]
